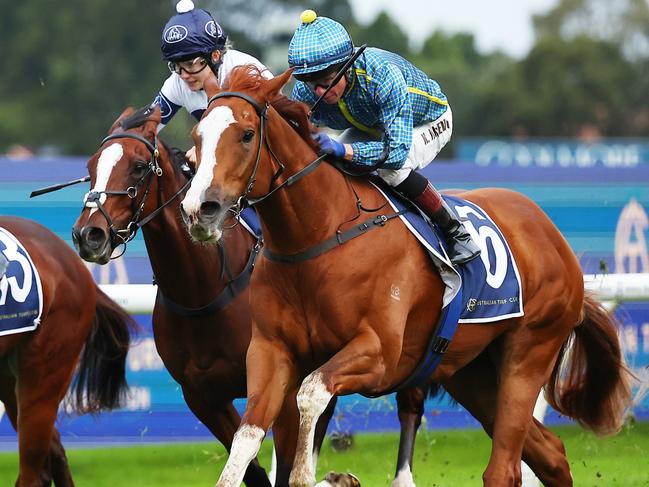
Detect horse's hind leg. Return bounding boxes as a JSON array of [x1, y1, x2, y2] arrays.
[[47, 429, 74, 487], [182, 388, 271, 487], [444, 345, 572, 487], [392, 386, 426, 487], [1, 360, 67, 487], [14, 326, 85, 486], [443, 351, 572, 487]]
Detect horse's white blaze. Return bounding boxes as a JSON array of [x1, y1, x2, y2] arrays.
[[182, 106, 236, 215], [217, 424, 264, 486], [89, 143, 123, 216], [392, 465, 416, 487], [290, 372, 333, 486]]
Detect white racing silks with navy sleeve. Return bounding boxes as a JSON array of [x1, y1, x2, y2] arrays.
[[153, 49, 272, 130]]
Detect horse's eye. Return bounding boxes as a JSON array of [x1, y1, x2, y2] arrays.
[[132, 161, 147, 178], [241, 130, 255, 144]]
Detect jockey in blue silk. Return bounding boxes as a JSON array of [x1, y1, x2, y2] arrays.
[[288, 10, 480, 265], [152, 0, 271, 156]]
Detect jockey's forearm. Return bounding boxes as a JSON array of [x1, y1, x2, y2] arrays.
[[343, 144, 353, 162]]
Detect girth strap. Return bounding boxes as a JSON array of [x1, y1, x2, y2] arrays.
[[368, 283, 463, 396], [263, 210, 406, 264]]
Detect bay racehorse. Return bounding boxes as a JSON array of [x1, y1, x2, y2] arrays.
[[0, 216, 132, 487], [180, 66, 633, 487], [71, 106, 334, 486]]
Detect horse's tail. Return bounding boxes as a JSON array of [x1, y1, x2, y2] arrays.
[[72, 286, 135, 414], [546, 293, 634, 435]]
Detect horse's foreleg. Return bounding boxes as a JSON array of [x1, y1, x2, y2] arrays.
[[217, 340, 297, 487], [289, 332, 384, 487], [313, 397, 337, 469], [392, 386, 426, 487], [182, 390, 271, 487], [271, 391, 337, 487]]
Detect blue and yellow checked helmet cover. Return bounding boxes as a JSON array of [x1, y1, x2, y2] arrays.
[[288, 10, 354, 76]]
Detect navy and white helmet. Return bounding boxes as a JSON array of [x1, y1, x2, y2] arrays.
[[161, 0, 227, 61]]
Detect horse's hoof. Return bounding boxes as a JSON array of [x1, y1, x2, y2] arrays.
[[315, 471, 361, 487]]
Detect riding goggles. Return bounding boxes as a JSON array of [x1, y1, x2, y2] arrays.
[[167, 56, 209, 75]]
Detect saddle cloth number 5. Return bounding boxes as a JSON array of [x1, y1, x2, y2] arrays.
[[454, 205, 508, 289], [0, 232, 33, 306]]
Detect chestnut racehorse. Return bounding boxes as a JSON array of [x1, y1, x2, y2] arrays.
[[181, 66, 633, 487], [0, 216, 132, 487], [71, 106, 334, 487]]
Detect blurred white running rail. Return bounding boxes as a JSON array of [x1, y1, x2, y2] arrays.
[[100, 274, 649, 315]]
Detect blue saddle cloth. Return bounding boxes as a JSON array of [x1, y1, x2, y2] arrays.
[[371, 183, 523, 391], [238, 207, 262, 238], [375, 184, 523, 322], [0, 228, 43, 336]]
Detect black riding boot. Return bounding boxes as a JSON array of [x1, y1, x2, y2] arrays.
[[428, 198, 482, 265], [0, 253, 8, 278], [396, 173, 481, 265]]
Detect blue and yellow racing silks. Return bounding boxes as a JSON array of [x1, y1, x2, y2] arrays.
[[291, 47, 449, 169]]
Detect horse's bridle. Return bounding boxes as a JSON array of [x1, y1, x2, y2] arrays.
[[84, 132, 192, 257], [207, 91, 327, 213]]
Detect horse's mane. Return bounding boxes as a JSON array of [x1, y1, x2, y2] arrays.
[[223, 65, 319, 152]]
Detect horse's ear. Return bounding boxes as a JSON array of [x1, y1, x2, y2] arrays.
[[204, 75, 220, 101], [109, 107, 135, 133], [263, 68, 293, 101], [143, 105, 161, 139]]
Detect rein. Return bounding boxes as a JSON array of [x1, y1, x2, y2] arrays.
[[208, 91, 330, 210], [83, 132, 192, 258], [206, 91, 403, 264]]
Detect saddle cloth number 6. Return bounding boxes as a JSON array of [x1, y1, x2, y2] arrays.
[[454, 205, 508, 289]]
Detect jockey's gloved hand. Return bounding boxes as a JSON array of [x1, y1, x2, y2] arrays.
[[313, 133, 346, 159]]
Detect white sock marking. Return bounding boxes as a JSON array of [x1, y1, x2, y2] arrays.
[[216, 424, 264, 486], [392, 465, 416, 487], [291, 372, 334, 486]]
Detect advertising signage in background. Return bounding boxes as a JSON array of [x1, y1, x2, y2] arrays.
[[458, 138, 649, 169]]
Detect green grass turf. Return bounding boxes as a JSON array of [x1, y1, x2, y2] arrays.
[[0, 422, 647, 486]]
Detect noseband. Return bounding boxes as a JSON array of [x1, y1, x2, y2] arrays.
[[84, 132, 191, 257]]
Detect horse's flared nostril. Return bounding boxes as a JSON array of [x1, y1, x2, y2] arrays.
[[200, 201, 221, 219], [80, 226, 108, 251]]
